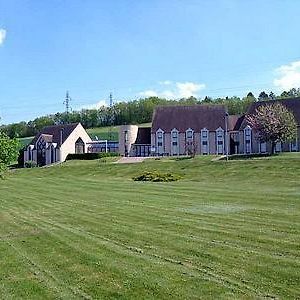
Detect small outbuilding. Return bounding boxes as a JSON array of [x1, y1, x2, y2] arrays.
[[24, 123, 92, 166]]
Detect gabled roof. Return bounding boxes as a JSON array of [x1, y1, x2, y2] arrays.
[[240, 98, 300, 129], [31, 123, 80, 147], [151, 105, 227, 132]]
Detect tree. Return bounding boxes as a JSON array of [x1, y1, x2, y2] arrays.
[[258, 91, 269, 101], [0, 132, 19, 177], [269, 91, 276, 100], [280, 91, 290, 98], [185, 140, 198, 157], [246, 103, 297, 154], [247, 92, 254, 98]]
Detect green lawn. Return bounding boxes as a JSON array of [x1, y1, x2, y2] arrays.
[[0, 154, 299, 299]]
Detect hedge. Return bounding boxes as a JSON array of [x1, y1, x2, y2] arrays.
[[66, 152, 120, 161], [133, 171, 182, 182]]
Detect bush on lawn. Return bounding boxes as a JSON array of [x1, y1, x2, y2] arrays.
[[133, 171, 182, 182], [66, 152, 119, 161], [25, 160, 37, 168]]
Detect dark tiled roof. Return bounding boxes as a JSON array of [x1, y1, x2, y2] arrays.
[[241, 98, 300, 129], [228, 115, 245, 131], [151, 105, 227, 132], [40, 134, 53, 143], [134, 127, 151, 144], [30, 123, 80, 147]]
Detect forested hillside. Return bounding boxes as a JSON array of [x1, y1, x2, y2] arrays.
[[1, 88, 300, 139]]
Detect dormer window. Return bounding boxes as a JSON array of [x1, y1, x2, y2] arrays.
[[156, 129, 164, 155], [216, 127, 224, 154], [244, 126, 252, 154], [186, 128, 194, 140], [171, 128, 179, 155], [201, 128, 209, 154]]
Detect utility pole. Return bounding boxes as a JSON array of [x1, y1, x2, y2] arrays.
[[63, 91, 72, 124], [108, 92, 114, 141]]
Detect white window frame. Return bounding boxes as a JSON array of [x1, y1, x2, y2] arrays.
[[275, 141, 282, 152], [156, 128, 164, 155], [244, 126, 252, 154], [171, 128, 179, 156], [290, 138, 298, 152], [186, 128, 194, 141], [259, 141, 267, 153], [201, 128, 209, 154], [216, 127, 224, 155]]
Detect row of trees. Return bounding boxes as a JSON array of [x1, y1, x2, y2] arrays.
[[1, 88, 300, 139]]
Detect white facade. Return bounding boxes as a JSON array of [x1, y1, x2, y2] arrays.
[[23, 123, 92, 166]]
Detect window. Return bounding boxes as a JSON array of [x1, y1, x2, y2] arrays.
[[186, 129, 193, 139], [171, 128, 179, 155], [260, 142, 267, 153], [36, 138, 46, 166], [244, 126, 252, 154], [124, 131, 128, 143], [156, 129, 164, 155], [275, 142, 281, 152], [201, 128, 209, 154], [290, 139, 298, 152], [216, 128, 224, 154], [75, 138, 85, 154]]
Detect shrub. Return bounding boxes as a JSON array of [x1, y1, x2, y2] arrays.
[[133, 171, 182, 182], [66, 152, 120, 161], [25, 161, 37, 168]]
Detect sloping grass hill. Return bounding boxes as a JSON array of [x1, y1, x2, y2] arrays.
[[0, 154, 299, 299]]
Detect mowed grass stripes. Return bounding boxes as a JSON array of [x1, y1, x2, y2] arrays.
[[0, 154, 299, 299]]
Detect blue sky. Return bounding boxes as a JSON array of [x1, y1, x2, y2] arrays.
[[1, 0, 300, 124]]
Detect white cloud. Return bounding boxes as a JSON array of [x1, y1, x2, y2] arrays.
[[79, 100, 107, 110], [0, 29, 6, 45], [139, 81, 206, 99], [139, 90, 158, 97], [176, 82, 206, 98], [274, 61, 300, 91], [160, 90, 175, 98], [159, 80, 172, 86]]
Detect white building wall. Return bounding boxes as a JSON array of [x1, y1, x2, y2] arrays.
[[59, 123, 92, 162]]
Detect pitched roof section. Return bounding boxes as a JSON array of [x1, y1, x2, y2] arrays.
[[134, 127, 151, 144], [151, 105, 227, 133], [241, 98, 300, 129], [228, 115, 245, 131], [31, 123, 80, 147]]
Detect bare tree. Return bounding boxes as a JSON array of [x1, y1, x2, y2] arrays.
[[185, 140, 198, 157]]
